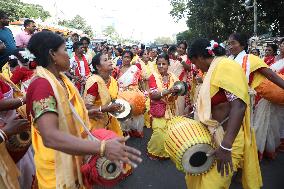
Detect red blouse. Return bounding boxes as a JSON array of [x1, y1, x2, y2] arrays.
[[10, 66, 34, 84], [0, 79, 11, 100]]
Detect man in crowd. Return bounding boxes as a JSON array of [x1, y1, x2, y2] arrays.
[[131, 44, 140, 64], [80, 36, 95, 63], [15, 19, 36, 48], [0, 11, 16, 69]]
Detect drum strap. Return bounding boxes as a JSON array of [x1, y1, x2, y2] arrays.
[[213, 116, 229, 136], [68, 101, 99, 142]]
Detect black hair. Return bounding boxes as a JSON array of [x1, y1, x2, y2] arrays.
[[251, 48, 260, 56], [80, 37, 90, 44], [72, 41, 83, 51], [72, 33, 79, 37], [116, 47, 123, 55], [122, 50, 134, 59], [91, 53, 103, 74], [168, 45, 177, 54], [0, 11, 8, 19], [267, 44, 278, 54], [229, 33, 248, 52], [177, 41, 188, 50], [139, 50, 145, 57], [187, 38, 226, 59], [141, 44, 145, 50], [24, 19, 35, 27], [156, 53, 170, 65], [27, 31, 65, 67], [163, 44, 169, 48], [41, 29, 51, 32], [132, 45, 138, 49]]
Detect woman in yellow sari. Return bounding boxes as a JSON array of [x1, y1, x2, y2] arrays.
[[147, 53, 180, 160], [83, 53, 123, 136], [25, 31, 142, 189], [184, 39, 262, 189]]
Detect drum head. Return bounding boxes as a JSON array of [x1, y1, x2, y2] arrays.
[[96, 157, 122, 180], [182, 144, 215, 175], [173, 81, 188, 96], [108, 99, 131, 119]]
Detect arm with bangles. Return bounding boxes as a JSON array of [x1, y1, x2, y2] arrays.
[[259, 67, 284, 89], [36, 112, 141, 165], [212, 98, 246, 176], [0, 118, 29, 143]]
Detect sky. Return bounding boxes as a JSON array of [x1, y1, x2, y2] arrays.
[[21, 0, 188, 42]]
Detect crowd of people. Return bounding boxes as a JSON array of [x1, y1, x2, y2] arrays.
[[1, 9, 284, 189]]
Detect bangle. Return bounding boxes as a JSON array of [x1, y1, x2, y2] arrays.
[[18, 97, 24, 106], [0, 129, 8, 141], [99, 106, 102, 112], [220, 143, 232, 152], [100, 140, 106, 157], [0, 131, 5, 142]]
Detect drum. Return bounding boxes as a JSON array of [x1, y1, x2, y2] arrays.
[[255, 74, 284, 105], [81, 129, 125, 188], [4, 106, 31, 163], [117, 90, 146, 116], [165, 116, 215, 176]]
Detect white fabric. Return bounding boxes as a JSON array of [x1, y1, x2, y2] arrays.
[[117, 65, 139, 90], [16, 147, 35, 189], [229, 50, 250, 82], [270, 58, 284, 72], [253, 99, 284, 153], [69, 57, 86, 77]]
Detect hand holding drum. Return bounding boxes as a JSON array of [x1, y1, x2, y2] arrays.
[[103, 135, 142, 171], [2, 118, 29, 138]]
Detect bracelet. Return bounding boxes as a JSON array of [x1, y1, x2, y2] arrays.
[[220, 143, 232, 152], [0, 129, 8, 141], [99, 106, 102, 112], [100, 140, 106, 157], [18, 97, 24, 106], [0, 131, 5, 142]]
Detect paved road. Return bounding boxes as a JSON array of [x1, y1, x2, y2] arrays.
[[99, 128, 284, 189]]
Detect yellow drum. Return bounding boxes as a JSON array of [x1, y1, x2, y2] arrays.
[[165, 116, 215, 176]]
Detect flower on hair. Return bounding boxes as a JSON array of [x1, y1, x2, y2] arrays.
[[206, 40, 219, 56], [9, 55, 17, 60], [19, 48, 36, 62]]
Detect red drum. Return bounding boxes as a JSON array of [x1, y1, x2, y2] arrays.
[[81, 129, 127, 188], [255, 74, 284, 105], [118, 90, 146, 116]]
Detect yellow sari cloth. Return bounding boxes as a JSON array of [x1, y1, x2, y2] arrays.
[[248, 54, 268, 89], [32, 66, 90, 189], [83, 75, 123, 136], [1, 63, 12, 80], [186, 57, 262, 189], [0, 74, 24, 189], [147, 72, 179, 158]]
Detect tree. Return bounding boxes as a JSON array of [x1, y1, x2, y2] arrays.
[[0, 0, 50, 21], [154, 36, 174, 45], [169, 0, 283, 42], [58, 15, 94, 37], [103, 25, 120, 41]]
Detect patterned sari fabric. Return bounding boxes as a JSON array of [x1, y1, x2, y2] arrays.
[[186, 57, 262, 189], [83, 75, 123, 136], [147, 72, 178, 159]]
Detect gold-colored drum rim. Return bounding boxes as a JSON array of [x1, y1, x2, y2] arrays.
[[96, 157, 122, 180]]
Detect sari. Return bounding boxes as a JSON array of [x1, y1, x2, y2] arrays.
[[147, 72, 179, 159], [0, 74, 35, 189], [114, 65, 144, 137], [83, 75, 123, 136], [10, 66, 34, 93], [26, 66, 90, 189], [186, 57, 262, 189]]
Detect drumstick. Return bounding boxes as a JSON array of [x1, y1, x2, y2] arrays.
[[68, 102, 100, 142]]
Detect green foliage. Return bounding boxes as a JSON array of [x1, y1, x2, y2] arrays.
[[154, 36, 174, 45], [58, 15, 94, 37], [169, 0, 284, 43], [0, 0, 50, 21]]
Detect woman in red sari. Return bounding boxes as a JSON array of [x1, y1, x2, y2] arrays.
[[264, 44, 278, 66]]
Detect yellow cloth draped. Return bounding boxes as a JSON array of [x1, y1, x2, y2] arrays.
[[147, 72, 179, 158], [188, 57, 262, 189], [131, 54, 139, 65], [0, 73, 24, 189], [32, 66, 90, 189], [84, 75, 123, 136], [248, 54, 268, 89], [1, 63, 12, 80]]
